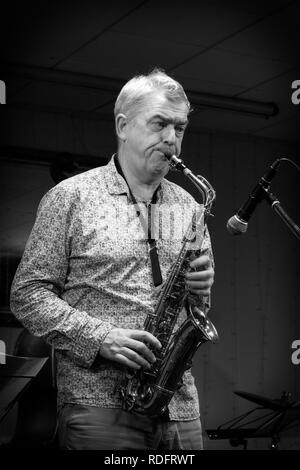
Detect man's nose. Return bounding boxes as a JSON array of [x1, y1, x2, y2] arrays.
[[162, 125, 176, 144]]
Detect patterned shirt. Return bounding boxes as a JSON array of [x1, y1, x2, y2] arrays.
[[10, 155, 213, 420]]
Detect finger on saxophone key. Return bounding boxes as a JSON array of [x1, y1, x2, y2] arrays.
[[132, 331, 161, 360], [189, 254, 211, 270], [140, 330, 162, 350]]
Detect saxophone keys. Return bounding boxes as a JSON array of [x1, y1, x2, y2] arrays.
[[168, 293, 178, 300]]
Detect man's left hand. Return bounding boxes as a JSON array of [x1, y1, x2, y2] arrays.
[[185, 255, 214, 296]]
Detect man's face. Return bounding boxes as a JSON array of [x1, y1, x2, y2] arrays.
[[121, 91, 189, 182]]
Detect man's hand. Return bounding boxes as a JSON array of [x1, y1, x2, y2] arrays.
[[100, 328, 162, 371], [185, 254, 214, 296]]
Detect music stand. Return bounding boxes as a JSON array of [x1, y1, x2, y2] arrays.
[[206, 390, 300, 450], [0, 354, 48, 423]]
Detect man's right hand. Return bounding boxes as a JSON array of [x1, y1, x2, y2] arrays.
[[99, 328, 162, 370]]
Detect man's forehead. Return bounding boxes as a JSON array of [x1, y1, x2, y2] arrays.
[[142, 92, 189, 119]]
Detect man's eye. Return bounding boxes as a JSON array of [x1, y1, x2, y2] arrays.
[[175, 126, 185, 135], [151, 121, 165, 131]]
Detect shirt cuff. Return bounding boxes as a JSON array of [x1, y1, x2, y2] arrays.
[[69, 317, 114, 368]]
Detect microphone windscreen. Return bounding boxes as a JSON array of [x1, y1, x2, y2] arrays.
[[227, 215, 248, 235]]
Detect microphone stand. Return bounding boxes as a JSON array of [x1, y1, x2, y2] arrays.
[[261, 188, 300, 241]]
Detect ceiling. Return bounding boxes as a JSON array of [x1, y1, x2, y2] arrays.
[[1, 0, 300, 143]]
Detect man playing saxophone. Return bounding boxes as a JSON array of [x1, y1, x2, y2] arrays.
[[10, 68, 215, 450]]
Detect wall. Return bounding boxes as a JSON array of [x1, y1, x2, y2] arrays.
[[1, 106, 299, 449], [181, 131, 300, 450]]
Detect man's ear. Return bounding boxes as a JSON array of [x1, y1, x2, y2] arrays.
[[115, 113, 128, 141]]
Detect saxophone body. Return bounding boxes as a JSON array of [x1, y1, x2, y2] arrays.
[[119, 155, 219, 417]]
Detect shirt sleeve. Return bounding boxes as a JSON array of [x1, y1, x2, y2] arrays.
[[10, 184, 114, 368]]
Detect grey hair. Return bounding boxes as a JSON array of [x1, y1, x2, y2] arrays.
[[114, 68, 191, 120]]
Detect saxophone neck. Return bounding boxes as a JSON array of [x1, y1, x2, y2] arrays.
[[167, 155, 216, 210]]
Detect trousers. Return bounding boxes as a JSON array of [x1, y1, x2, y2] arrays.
[[58, 404, 203, 450]]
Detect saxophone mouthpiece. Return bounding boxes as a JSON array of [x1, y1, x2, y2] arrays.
[[164, 151, 174, 160], [164, 152, 179, 170], [166, 154, 186, 172]]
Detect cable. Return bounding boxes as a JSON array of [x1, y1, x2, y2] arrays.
[[278, 157, 300, 173]]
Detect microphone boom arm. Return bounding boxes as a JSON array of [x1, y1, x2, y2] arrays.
[[227, 157, 300, 239], [263, 189, 300, 241]]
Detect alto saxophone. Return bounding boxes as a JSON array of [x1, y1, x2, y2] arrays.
[[119, 154, 219, 416]]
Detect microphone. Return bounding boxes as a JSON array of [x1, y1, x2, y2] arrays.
[[227, 159, 281, 235]]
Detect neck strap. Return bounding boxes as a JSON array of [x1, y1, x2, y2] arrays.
[[114, 155, 163, 287]]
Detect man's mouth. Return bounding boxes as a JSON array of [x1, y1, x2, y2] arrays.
[[155, 149, 174, 159]]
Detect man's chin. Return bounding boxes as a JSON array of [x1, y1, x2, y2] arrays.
[[147, 151, 170, 176], [152, 160, 170, 176]]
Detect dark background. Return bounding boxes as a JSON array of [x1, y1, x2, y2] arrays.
[[0, 0, 300, 450]]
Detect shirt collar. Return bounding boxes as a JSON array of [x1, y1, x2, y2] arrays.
[[104, 154, 129, 196]]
